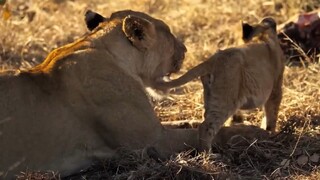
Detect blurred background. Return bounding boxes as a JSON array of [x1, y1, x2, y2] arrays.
[[0, 0, 319, 69]]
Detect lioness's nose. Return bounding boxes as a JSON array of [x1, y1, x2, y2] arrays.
[[179, 43, 187, 62], [180, 42, 187, 53]]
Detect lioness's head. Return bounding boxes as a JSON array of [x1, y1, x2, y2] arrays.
[[242, 17, 277, 42], [85, 10, 187, 89]]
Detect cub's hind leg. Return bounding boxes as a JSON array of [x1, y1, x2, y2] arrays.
[[261, 80, 283, 132], [199, 74, 239, 151], [199, 108, 237, 151]]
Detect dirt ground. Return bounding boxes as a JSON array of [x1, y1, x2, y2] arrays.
[[1, 0, 319, 179]]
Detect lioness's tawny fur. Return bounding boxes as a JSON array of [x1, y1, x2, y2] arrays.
[[0, 10, 199, 179], [155, 17, 285, 151]]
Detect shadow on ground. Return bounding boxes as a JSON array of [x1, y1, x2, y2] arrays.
[[16, 114, 320, 180]]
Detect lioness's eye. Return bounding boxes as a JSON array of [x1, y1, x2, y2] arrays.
[[205, 74, 214, 85], [209, 74, 214, 84], [201, 74, 214, 88]]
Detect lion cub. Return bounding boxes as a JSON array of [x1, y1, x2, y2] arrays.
[[156, 17, 285, 151]]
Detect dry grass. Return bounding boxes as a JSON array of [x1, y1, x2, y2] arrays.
[[1, 0, 319, 179]]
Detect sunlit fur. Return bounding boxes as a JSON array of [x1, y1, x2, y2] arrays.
[[25, 20, 121, 74]]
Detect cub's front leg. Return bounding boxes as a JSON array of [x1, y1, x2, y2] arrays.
[[261, 78, 283, 132]]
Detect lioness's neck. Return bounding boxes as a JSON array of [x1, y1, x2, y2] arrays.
[[91, 24, 144, 83]]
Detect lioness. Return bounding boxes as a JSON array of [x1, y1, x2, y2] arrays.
[[0, 10, 200, 178], [155, 17, 285, 151]]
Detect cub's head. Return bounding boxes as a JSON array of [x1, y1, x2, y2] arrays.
[[85, 10, 187, 89], [242, 17, 277, 43]]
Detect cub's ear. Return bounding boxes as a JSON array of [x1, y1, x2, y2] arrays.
[[85, 10, 106, 31], [242, 22, 254, 42], [122, 15, 156, 50], [261, 17, 277, 32]]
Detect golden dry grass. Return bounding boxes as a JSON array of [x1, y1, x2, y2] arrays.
[[1, 0, 319, 179]]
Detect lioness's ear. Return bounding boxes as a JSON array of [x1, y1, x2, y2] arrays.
[[242, 22, 254, 42], [85, 10, 106, 31], [122, 15, 156, 50]]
